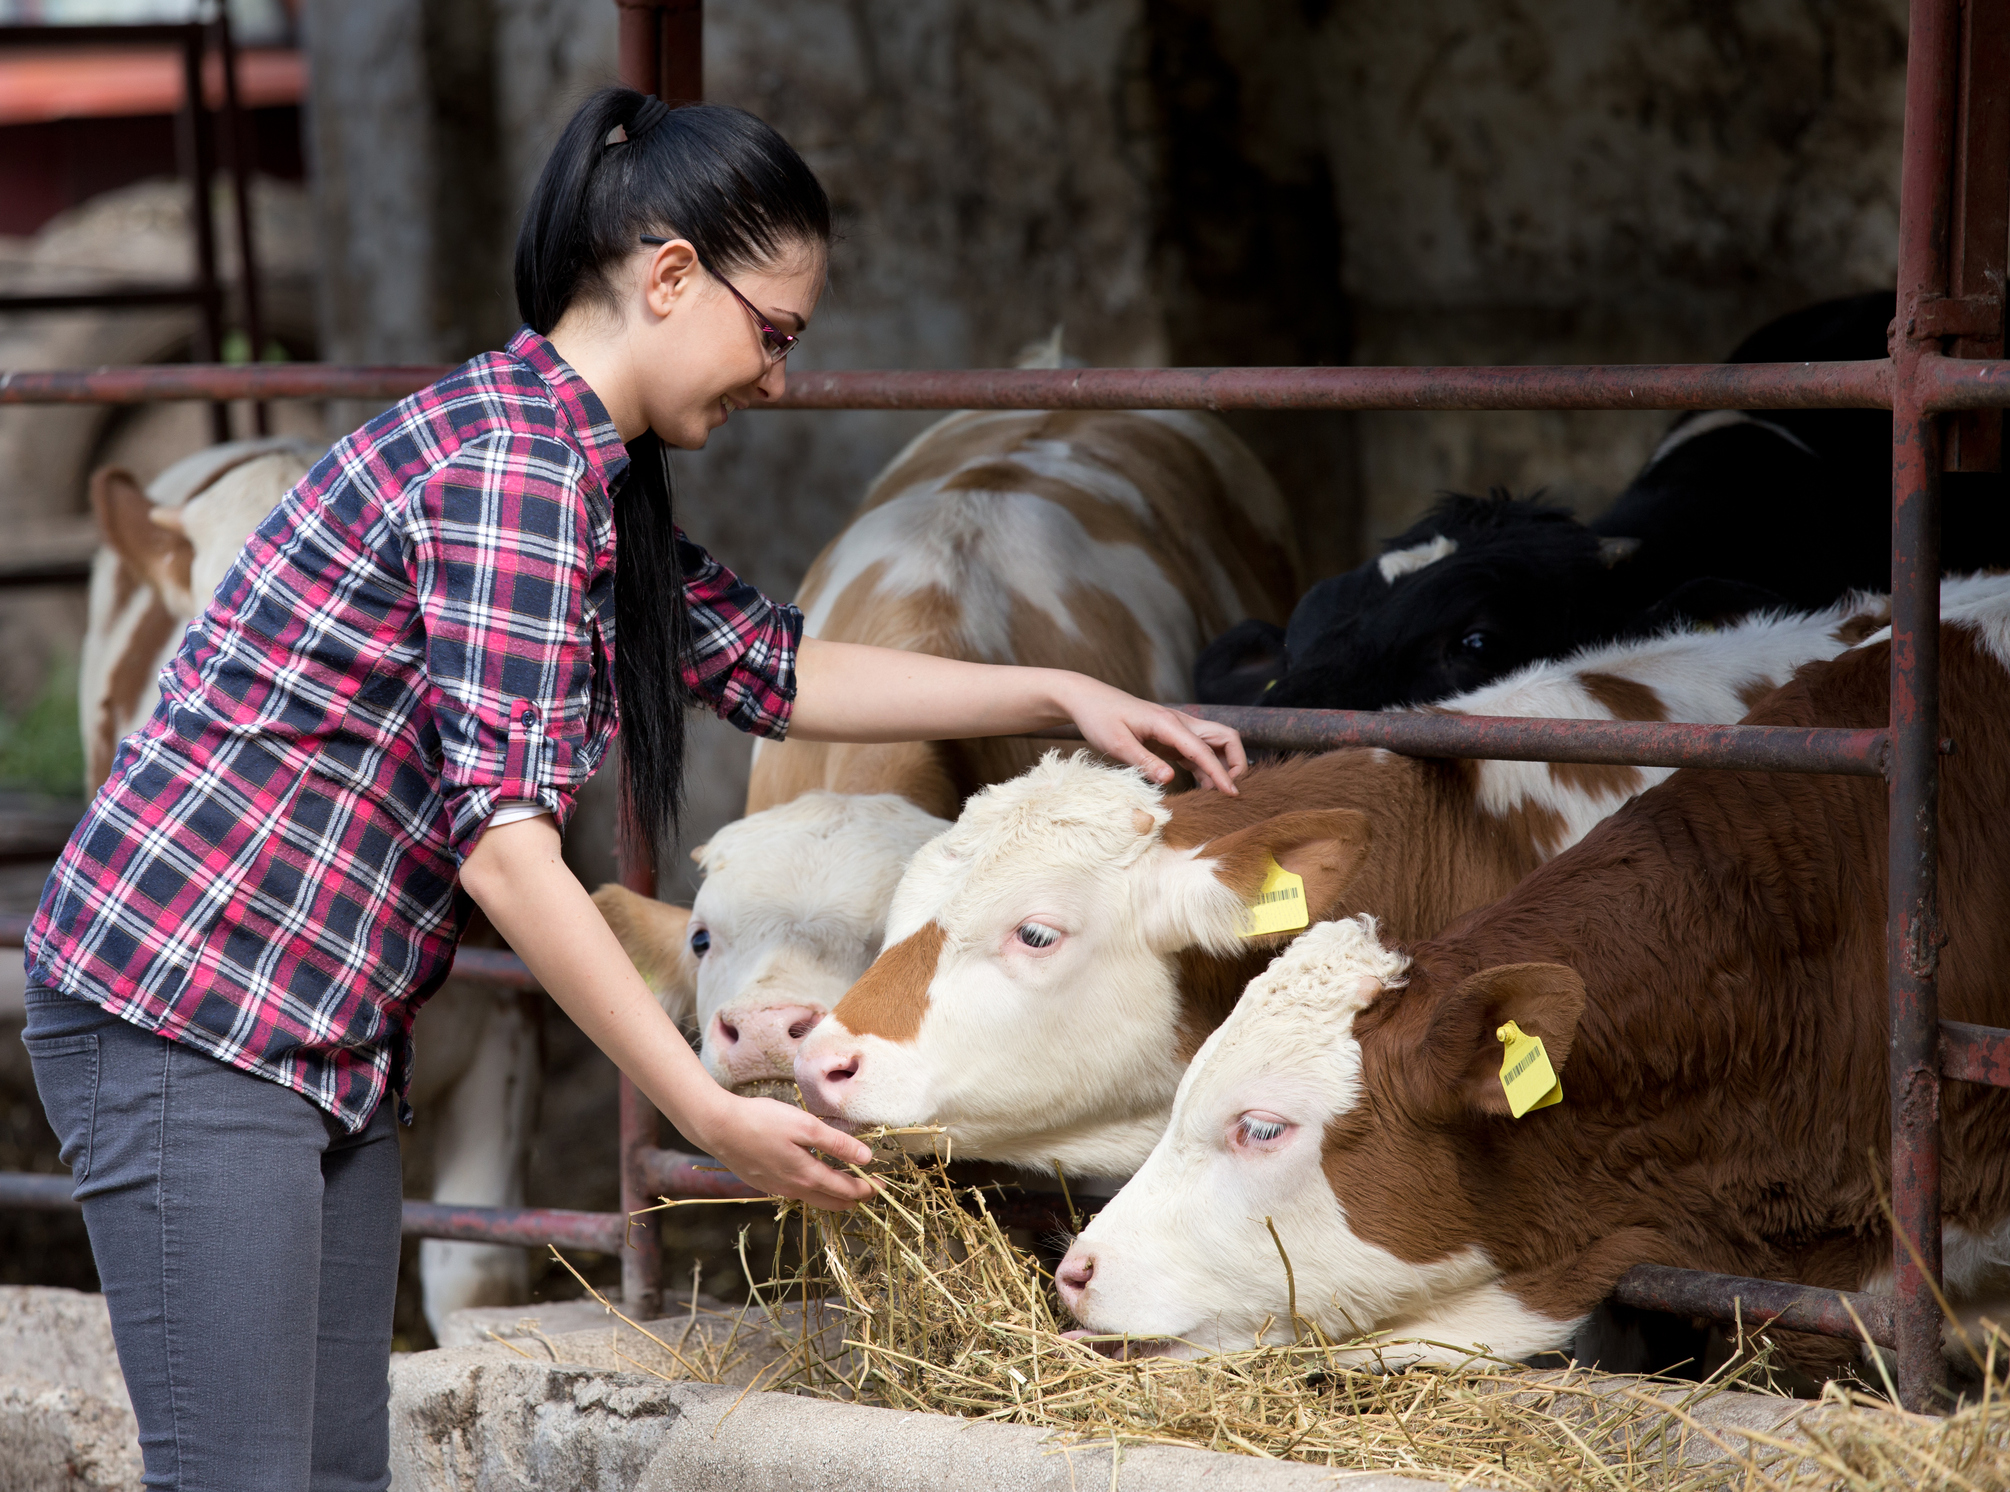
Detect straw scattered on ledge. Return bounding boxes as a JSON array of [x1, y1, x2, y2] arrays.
[[582, 1138, 2010, 1490]]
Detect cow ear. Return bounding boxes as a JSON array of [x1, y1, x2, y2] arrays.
[[90, 465, 194, 610], [1198, 809, 1374, 941], [1426, 962, 1586, 1118], [592, 884, 699, 1030]]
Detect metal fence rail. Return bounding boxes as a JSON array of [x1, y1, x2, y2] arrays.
[[0, 0, 2001, 1413]]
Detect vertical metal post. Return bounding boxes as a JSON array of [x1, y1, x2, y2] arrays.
[[615, 0, 702, 103], [1889, 0, 1958, 1414], [615, 793, 664, 1316], [616, 1, 661, 95], [176, 25, 228, 442], [213, 10, 270, 435], [610, 0, 702, 1320], [1945, 0, 2009, 471], [618, 1076, 665, 1318]]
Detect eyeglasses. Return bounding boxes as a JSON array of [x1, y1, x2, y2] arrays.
[[639, 235, 799, 363]]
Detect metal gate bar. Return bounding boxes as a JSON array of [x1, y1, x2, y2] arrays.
[[0, 0, 1999, 1412], [0, 16, 268, 440]]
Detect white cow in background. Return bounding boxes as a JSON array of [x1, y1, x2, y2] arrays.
[[84, 438, 541, 1337]]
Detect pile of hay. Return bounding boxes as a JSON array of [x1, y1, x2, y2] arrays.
[[586, 1144, 2010, 1490]]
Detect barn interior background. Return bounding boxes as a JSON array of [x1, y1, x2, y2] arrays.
[[0, 0, 1913, 1345]]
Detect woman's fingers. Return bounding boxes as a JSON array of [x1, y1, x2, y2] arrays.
[[791, 1160, 876, 1210], [1181, 712, 1248, 779], [1138, 708, 1242, 794], [803, 1114, 874, 1168]]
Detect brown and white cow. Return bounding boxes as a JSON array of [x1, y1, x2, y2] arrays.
[[85, 440, 543, 1337], [1055, 573, 2010, 1372], [83, 438, 322, 788], [793, 596, 1888, 1179], [595, 406, 1299, 1092]]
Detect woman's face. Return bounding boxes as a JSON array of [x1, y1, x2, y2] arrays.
[[629, 236, 826, 449]]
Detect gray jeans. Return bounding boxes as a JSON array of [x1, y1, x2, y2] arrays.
[[23, 987, 402, 1492]]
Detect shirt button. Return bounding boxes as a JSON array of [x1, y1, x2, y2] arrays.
[[519, 705, 538, 725]]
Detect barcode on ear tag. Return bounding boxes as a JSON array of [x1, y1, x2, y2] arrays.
[[1496, 1020, 1563, 1117], [1240, 857, 1309, 937]]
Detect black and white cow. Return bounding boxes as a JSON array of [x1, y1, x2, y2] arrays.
[[1200, 292, 2010, 710]]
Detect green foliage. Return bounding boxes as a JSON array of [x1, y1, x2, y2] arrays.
[[0, 659, 84, 798]]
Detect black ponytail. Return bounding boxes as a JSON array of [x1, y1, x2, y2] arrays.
[[514, 88, 830, 875]]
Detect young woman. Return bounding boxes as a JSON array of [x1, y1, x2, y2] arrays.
[[20, 89, 1242, 1489]]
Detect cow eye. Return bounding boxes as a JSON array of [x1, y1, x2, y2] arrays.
[[1460, 630, 1490, 652], [1234, 1114, 1291, 1147], [688, 926, 711, 958], [1015, 922, 1060, 949]]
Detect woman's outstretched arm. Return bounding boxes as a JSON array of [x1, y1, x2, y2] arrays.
[[460, 814, 874, 1210], [788, 638, 1247, 793]]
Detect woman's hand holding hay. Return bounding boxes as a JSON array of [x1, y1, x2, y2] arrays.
[[462, 814, 874, 1210]]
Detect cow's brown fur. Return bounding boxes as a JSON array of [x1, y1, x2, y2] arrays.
[[830, 923, 948, 1043], [1323, 627, 2010, 1371], [1155, 749, 1554, 1052]]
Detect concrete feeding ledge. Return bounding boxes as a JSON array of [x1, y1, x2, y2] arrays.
[[0, 1286, 142, 1492], [394, 1308, 1452, 1492], [0, 1288, 1854, 1492]]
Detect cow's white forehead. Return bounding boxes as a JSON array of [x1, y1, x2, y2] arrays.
[[697, 792, 945, 945], [888, 752, 1168, 938], [1177, 915, 1409, 1111]]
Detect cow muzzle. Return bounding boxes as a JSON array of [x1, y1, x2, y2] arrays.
[[792, 1024, 865, 1123], [710, 1002, 826, 1089]]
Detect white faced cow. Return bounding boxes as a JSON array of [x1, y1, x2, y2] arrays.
[[1058, 575, 2010, 1375], [85, 439, 542, 1337], [794, 597, 1887, 1180], [595, 406, 1299, 1092]]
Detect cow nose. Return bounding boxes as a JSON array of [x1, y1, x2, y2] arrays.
[[1055, 1247, 1095, 1311], [712, 1004, 827, 1083], [793, 1042, 863, 1116]]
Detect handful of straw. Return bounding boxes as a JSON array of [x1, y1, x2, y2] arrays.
[[597, 1138, 2010, 1489]]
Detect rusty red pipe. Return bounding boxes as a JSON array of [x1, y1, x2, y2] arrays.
[[0, 359, 1907, 410], [1940, 1021, 2010, 1087], [400, 1201, 628, 1254], [1053, 709, 1894, 777], [1612, 1265, 1896, 1347], [1881, 0, 1960, 1415]]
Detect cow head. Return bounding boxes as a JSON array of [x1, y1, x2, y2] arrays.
[[91, 439, 317, 622], [595, 791, 947, 1092], [84, 438, 319, 789], [792, 754, 1374, 1178], [1055, 917, 1587, 1363], [1245, 492, 1641, 712]]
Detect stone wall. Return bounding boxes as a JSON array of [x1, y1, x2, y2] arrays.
[[1312, 0, 1909, 538]]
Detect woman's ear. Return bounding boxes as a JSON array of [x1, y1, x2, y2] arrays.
[[643, 236, 702, 318]]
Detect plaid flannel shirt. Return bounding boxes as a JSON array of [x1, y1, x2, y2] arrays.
[[26, 328, 802, 1131]]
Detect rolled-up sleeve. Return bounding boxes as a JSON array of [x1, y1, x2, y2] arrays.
[[677, 530, 802, 739], [409, 434, 602, 858]]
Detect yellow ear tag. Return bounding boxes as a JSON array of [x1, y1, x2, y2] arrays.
[[1239, 857, 1309, 937], [1495, 1020, 1563, 1117]]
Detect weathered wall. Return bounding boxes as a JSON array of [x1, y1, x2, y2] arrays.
[[303, 0, 1913, 583], [1311, 0, 1909, 537]]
